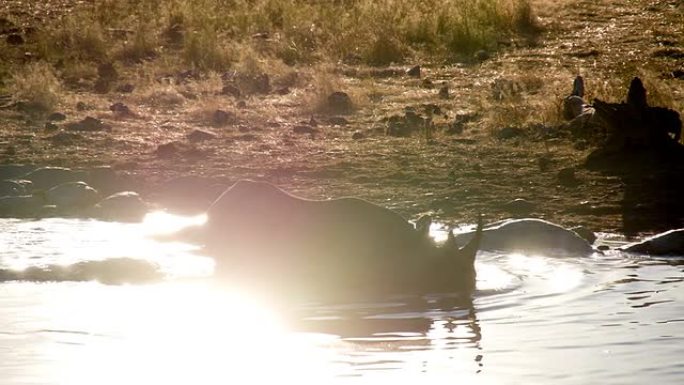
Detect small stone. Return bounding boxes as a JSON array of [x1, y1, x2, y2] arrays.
[[496, 126, 524, 140], [47, 131, 84, 145], [65, 116, 112, 132], [351, 131, 364, 140], [221, 84, 241, 98], [501, 198, 536, 216], [212, 109, 236, 127], [275, 87, 290, 95], [115, 83, 135, 93], [93, 78, 111, 94], [47, 112, 67, 121], [44, 122, 59, 132], [474, 50, 490, 62], [438, 85, 449, 99], [406, 65, 421, 78], [293, 125, 317, 134], [97, 62, 118, 82], [76, 102, 89, 111], [6, 33, 24, 45], [154, 141, 182, 158], [110, 102, 136, 118], [187, 129, 217, 142], [327, 92, 353, 114], [327, 116, 349, 126], [570, 226, 597, 244], [558, 167, 580, 187]]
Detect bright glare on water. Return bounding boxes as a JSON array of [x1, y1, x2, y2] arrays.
[[1, 214, 683, 384]]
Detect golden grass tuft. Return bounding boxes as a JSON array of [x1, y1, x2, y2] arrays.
[[10, 62, 62, 114]]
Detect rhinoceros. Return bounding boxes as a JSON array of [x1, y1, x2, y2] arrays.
[[176, 180, 483, 301]]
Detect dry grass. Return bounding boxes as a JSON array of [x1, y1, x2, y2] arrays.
[[10, 62, 62, 114]]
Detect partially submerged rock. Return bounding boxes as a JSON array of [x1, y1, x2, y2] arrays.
[[453, 218, 595, 255], [23, 167, 86, 191], [620, 229, 684, 256], [95, 191, 148, 221], [0, 179, 27, 196], [0, 195, 46, 217], [46, 181, 99, 209]]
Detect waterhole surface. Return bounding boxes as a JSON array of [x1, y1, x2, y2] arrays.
[[1, 213, 682, 384]]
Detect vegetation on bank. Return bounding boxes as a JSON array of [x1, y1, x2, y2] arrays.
[[1, 0, 538, 110]]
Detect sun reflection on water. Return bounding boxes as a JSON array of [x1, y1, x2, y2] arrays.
[[44, 282, 348, 385]]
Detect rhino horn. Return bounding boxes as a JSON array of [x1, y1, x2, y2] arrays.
[[457, 214, 484, 262], [415, 214, 432, 239]]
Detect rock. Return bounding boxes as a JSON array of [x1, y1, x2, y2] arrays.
[[221, 84, 241, 98], [154, 141, 182, 158], [75, 102, 89, 111], [0, 195, 45, 217], [65, 117, 112, 132], [93, 78, 112, 94], [558, 167, 579, 187], [211, 109, 236, 127], [47, 112, 67, 121], [386, 111, 423, 137], [110, 102, 136, 118], [438, 84, 449, 99], [6, 33, 24, 45], [44, 122, 59, 132], [275, 87, 290, 95], [570, 226, 597, 244], [501, 198, 536, 216], [251, 73, 271, 94], [95, 191, 148, 221], [85, 166, 128, 196], [406, 65, 421, 77], [496, 126, 524, 139], [24, 167, 85, 191], [327, 116, 349, 126], [453, 218, 595, 255], [231, 73, 271, 95], [326, 92, 353, 114], [0, 164, 35, 180], [620, 228, 684, 255], [351, 131, 364, 140], [187, 129, 217, 142], [474, 50, 490, 62], [97, 62, 118, 82], [154, 176, 227, 214], [293, 125, 317, 134], [47, 131, 84, 145], [0, 180, 26, 196], [164, 17, 185, 47], [45, 181, 99, 209], [115, 83, 135, 93]]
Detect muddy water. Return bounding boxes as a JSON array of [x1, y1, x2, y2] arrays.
[[1, 214, 682, 384]]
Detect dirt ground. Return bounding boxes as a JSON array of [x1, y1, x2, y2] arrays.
[[1, 0, 683, 236]]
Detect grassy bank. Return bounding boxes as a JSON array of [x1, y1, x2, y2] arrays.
[[2, 0, 537, 102]]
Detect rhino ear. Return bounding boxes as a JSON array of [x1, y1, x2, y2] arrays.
[[415, 215, 432, 238]]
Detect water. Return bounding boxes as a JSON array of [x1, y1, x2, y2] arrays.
[[1, 214, 683, 384]]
